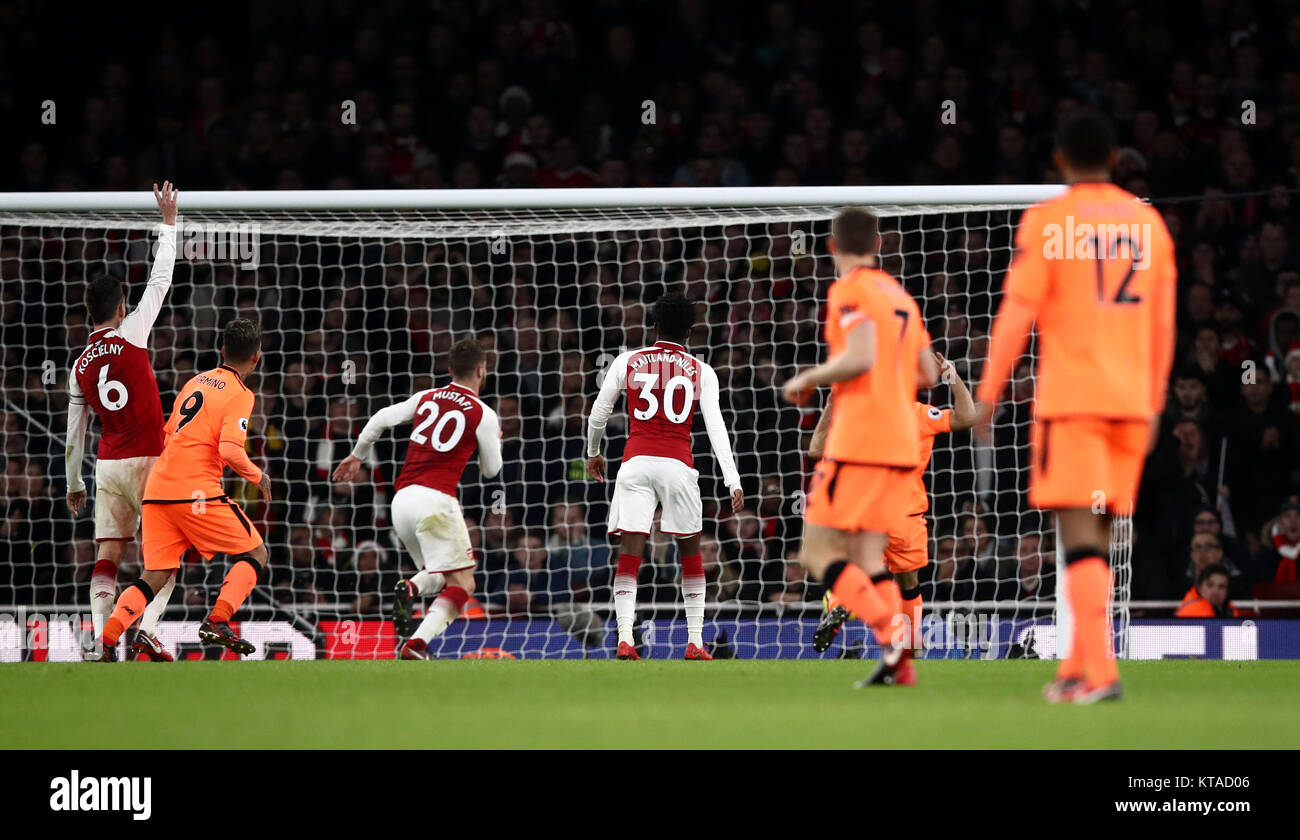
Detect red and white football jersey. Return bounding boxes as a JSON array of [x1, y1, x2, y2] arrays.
[[65, 223, 176, 480], [70, 330, 166, 460], [352, 382, 503, 498], [587, 340, 741, 490]]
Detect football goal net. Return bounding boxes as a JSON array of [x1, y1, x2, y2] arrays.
[[0, 185, 1131, 660]]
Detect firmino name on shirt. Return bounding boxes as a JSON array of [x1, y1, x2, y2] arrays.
[[76, 342, 124, 374], [193, 373, 228, 389]]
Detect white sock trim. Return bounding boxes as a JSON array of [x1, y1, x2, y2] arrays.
[[682, 574, 706, 647], [613, 574, 637, 645], [413, 593, 460, 643]]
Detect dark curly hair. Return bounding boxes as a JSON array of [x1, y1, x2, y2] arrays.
[[651, 292, 695, 343]]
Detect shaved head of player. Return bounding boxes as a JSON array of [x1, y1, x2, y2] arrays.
[[222, 317, 263, 376], [783, 207, 939, 687], [85, 275, 129, 331], [975, 111, 1177, 703]]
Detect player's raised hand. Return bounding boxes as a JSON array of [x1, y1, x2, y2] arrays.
[[782, 370, 816, 406], [332, 455, 362, 483], [586, 454, 606, 482], [153, 181, 178, 226], [257, 472, 273, 504], [730, 488, 744, 512], [66, 488, 86, 514], [934, 351, 957, 385]]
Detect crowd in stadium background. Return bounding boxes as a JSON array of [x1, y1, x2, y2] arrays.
[[1, 0, 1299, 622]]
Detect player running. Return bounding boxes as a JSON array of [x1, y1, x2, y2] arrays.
[[975, 111, 1176, 704], [783, 207, 939, 687], [94, 318, 273, 660], [65, 182, 179, 661], [586, 293, 744, 661], [809, 351, 976, 653], [333, 339, 503, 661]]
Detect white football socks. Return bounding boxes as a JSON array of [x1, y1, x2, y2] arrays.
[[614, 573, 638, 646], [682, 574, 706, 647], [411, 570, 446, 596]]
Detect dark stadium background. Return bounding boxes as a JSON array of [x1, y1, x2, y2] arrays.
[[0, 0, 1297, 626]]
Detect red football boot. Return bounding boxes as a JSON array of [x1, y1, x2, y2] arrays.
[[400, 638, 430, 660], [131, 630, 174, 662], [684, 643, 712, 661], [616, 641, 641, 660]]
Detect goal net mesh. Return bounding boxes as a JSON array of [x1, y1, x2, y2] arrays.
[[0, 199, 1131, 660]]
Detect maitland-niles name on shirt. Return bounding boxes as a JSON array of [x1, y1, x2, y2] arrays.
[[627, 349, 702, 397]]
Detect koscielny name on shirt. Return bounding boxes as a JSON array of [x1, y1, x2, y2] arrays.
[[75, 341, 124, 374], [49, 771, 152, 821]]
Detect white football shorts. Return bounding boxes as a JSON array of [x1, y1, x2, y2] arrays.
[[390, 484, 475, 573], [608, 455, 703, 537], [93, 456, 157, 541]]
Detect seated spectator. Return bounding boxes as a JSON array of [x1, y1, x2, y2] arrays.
[[546, 500, 610, 596], [1010, 532, 1055, 602], [1177, 532, 1251, 601], [1188, 504, 1251, 573], [699, 534, 742, 603], [1254, 497, 1300, 584], [1175, 564, 1239, 618], [767, 560, 810, 605], [501, 531, 571, 616], [336, 540, 400, 617]]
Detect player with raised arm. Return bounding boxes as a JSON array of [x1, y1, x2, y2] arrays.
[[783, 208, 940, 687], [94, 319, 272, 659], [975, 112, 1177, 704], [333, 339, 502, 661], [65, 182, 179, 661], [808, 351, 977, 653], [587, 293, 744, 661]]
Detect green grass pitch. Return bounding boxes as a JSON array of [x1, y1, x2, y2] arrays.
[[4, 659, 1296, 749]]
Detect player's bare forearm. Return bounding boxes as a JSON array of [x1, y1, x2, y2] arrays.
[[783, 353, 865, 405], [154, 180, 178, 226], [917, 346, 940, 389], [808, 397, 832, 459], [974, 295, 1036, 408], [938, 352, 978, 430]]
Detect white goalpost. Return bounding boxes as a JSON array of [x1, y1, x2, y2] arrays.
[[0, 185, 1133, 660]]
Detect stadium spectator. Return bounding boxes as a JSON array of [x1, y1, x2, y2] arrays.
[[0, 0, 1297, 630], [1255, 497, 1300, 584], [1175, 564, 1239, 618]]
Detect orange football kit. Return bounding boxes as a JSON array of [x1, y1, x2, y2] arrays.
[[977, 181, 1177, 692]]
